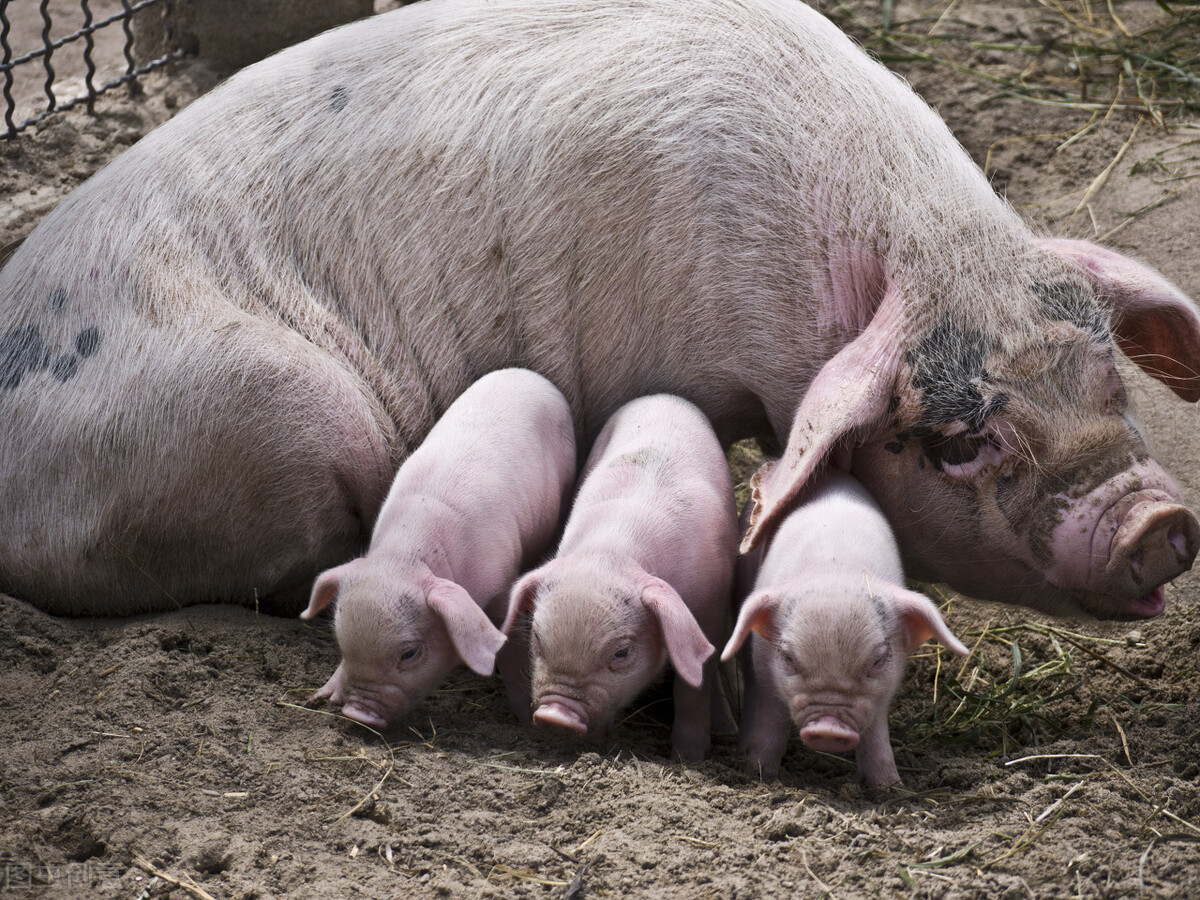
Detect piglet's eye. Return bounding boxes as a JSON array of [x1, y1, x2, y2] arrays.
[[610, 646, 633, 669], [397, 645, 422, 667], [867, 642, 892, 676], [780, 649, 805, 678]]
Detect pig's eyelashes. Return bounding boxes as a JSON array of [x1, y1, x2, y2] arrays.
[[609, 646, 634, 671], [780, 649, 806, 679], [396, 644, 423, 668], [923, 431, 1005, 479], [867, 642, 892, 676]]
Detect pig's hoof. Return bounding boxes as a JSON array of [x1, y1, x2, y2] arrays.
[[671, 739, 711, 764], [742, 758, 781, 781]]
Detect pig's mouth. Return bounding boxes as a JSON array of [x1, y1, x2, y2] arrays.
[[1118, 585, 1166, 621], [342, 700, 389, 729], [533, 694, 590, 736]]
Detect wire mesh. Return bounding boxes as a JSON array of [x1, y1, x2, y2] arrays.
[[0, 0, 177, 138]]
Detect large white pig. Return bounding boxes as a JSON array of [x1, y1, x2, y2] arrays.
[[299, 368, 575, 728], [502, 394, 737, 762], [0, 0, 1196, 620]]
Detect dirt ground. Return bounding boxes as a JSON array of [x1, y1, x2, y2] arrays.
[[4, 1, 1200, 898]]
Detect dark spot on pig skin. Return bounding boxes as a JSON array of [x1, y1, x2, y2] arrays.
[[1034, 281, 1109, 340], [52, 354, 78, 382], [887, 395, 900, 414], [75, 327, 101, 358], [907, 318, 1001, 431], [49, 287, 68, 311], [1026, 495, 1071, 568], [866, 593, 892, 633], [884, 441, 904, 455], [330, 86, 349, 112], [0, 325, 52, 390]]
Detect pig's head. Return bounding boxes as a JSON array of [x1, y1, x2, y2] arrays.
[[501, 555, 714, 738], [743, 239, 1200, 620], [301, 558, 507, 728], [722, 575, 968, 757]]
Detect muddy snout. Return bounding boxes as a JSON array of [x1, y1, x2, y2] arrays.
[[1107, 500, 1199, 609], [799, 714, 859, 753]]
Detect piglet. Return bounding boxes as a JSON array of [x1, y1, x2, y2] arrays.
[[723, 469, 968, 788], [301, 368, 576, 729], [502, 394, 737, 761]]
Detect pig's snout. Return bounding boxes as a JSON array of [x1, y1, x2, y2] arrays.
[[533, 696, 589, 735], [341, 700, 389, 730], [1107, 502, 1198, 617], [1048, 459, 1200, 618], [799, 714, 859, 753]]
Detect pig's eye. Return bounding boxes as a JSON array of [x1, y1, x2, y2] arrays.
[[867, 642, 892, 676], [780, 649, 805, 678], [397, 644, 422, 668], [924, 431, 1004, 479], [610, 645, 633, 669]]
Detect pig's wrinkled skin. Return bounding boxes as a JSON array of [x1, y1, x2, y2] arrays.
[[1, 0, 1198, 618], [725, 470, 968, 788], [298, 369, 575, 729], [501, 395, 736, 762]]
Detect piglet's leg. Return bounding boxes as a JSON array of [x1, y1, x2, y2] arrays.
[[855, 715, 901, 790], [740, 639, 791, 779], [671, 666, 712, 763], [496, 630, 533, 727], [313, 662, 347, 705]]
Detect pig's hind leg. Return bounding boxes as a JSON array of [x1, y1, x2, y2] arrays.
[[0, 313, 394, 616]]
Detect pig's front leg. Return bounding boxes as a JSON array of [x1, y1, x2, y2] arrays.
[[313, 662, 347, 705], [739, 638, 791, 778], [495, 629, 533, 727], [855, 713, 901, 789], [671, 664, 712, 763]]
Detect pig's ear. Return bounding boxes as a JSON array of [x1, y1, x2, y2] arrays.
[[501, 564, 552, 636], [425, 576, 507, 676], [1042, 238, 1200, 402], [301, 560, 362, 619], [641, 577, 714, 689], [720, 589, 779, 661], [741, 286, 906, 554], [884, 587, 969, 656]]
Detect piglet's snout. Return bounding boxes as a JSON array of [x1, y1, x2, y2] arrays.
[[799, 715, 859, 753], [533, 697, 589, 735], [1109, 502, 1198, 597], [341, 701, 388, 730]]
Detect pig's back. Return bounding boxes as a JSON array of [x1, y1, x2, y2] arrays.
[[761, 470, 905, 586]]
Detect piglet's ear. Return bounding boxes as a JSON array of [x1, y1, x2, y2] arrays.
[[301, 559, 363, 620], [425, 576, 507, 676], [740, 284, 906, 554], [501, 563, 553, 636], [1042, 238, 1200, 402], [642, 577, 714, 689], [883, 587, 969, 656], [720, 589, 780, 661]]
